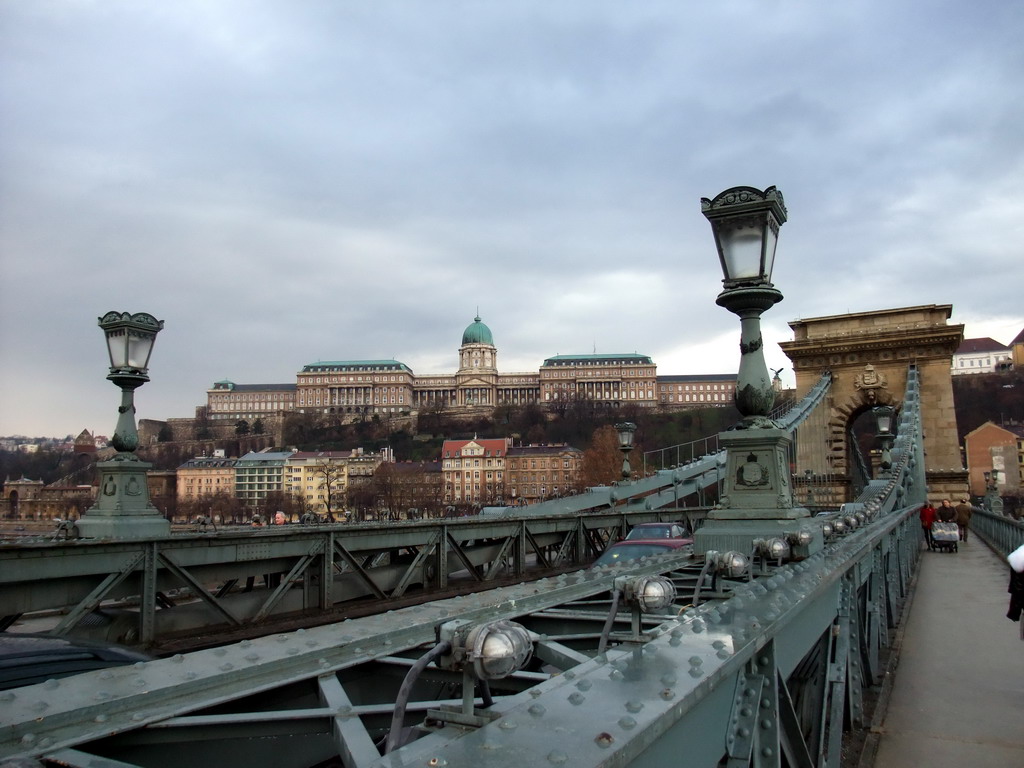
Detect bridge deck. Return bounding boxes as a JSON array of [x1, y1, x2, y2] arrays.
[[872, 536, 1024, 768]]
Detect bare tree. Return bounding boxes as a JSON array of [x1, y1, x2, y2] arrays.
[[310, 459, 347, 521], [580, 424, 623, 487]]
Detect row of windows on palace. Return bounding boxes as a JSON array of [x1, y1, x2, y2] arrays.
[[206, 380, 738, 416]]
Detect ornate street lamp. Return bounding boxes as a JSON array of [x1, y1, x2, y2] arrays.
[[702, 185, 787, 422], [76, 312, 171, 539], [873, 405, 895, 474], [693, 186, 821, 559], [615, 422, 637, 481]]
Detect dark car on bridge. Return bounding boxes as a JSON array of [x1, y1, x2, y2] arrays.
[[592, 538, 691, 568], [624, 522, 691, 542], [0, 633, 151, 691]]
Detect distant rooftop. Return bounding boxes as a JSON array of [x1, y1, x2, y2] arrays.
[[301, 360, 412, 373], [542, 353, 654, 366], [658, 373, 738, 382], [956, 337, 1010, 354], [211, 381, 296, 392]]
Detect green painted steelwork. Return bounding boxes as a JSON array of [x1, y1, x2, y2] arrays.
[[0, 502, 923, 767], [0, 509, 708, 647]]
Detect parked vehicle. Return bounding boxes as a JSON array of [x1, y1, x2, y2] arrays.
[[593, 538, 690, 568], [0, 633, 151, 691], [624, 522, 691, 541]]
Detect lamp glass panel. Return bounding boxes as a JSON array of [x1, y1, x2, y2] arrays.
[[616, 424, 635, 448], [106, 329, 128, 368], [719, 221, 765, 281], [762, 220, 778, 283], [127, 333, 154, 370]]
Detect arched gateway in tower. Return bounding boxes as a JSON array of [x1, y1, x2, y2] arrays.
[[779, 304, 969, 504]]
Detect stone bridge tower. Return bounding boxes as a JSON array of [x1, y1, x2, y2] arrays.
[[779, 304, 968, 504]]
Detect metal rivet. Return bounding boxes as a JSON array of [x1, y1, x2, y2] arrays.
[[660, 688, 675, 700], [547, 750, 568, 764], [625, 700, 644, 713], [499, 720, 517, 730], [528, 704, 546, 717], [595, 732, 615, 748], [568, 692, 585, 705], [576, 679, 592, 691], [618, 716, 637, 730]]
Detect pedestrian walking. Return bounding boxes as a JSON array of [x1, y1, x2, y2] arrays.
[[954, 499, 973, 542], [1007, 543, 1024, 640], [919, 502, 937, 550], [936, 499, 956, 523]]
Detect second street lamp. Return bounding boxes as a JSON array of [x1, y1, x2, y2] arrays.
[[693, 186, 822, 559], [615, 422, 637, 482], [702, 185, 786, 422], [873, 405, 895, 474]]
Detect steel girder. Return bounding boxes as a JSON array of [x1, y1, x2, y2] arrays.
[[0, 510, 702, 647]]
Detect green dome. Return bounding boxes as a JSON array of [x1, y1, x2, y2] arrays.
[[462, 315, 494, 345]]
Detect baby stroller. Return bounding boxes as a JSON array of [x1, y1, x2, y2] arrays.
[[931, 521, 959, 552]]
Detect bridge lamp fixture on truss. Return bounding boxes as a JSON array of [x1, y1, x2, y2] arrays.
[[692, 550, 750, 606], [385, 619, 534, 752], [598, 575, 678, 653], [693, 186, 824, 560], [75, 312, 171, 540]]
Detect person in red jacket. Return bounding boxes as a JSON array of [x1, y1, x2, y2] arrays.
[[919, 503, 937, 551]]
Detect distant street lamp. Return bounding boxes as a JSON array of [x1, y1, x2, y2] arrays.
[[984, 469, 1004, 515], [76, 312, 171, 539], [615, 422, 637, 481], [873, 405, 895, 474], [693, 186, 821, 559]]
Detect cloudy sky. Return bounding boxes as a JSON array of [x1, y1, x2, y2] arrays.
[[2, 1, 1022, 439]]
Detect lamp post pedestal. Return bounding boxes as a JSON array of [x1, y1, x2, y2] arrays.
[[693, 426, 822, 558], [77, 455, 171, 539]]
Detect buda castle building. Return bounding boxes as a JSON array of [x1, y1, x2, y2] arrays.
[[206, 316, 736, 422]]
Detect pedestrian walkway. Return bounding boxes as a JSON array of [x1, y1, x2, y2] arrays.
[[873, 536, 1024, 768]]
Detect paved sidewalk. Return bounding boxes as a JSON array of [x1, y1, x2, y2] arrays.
[[873, 537, 1024, 768]]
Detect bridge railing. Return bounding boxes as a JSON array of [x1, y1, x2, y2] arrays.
[[971, 508, 1024, 558]]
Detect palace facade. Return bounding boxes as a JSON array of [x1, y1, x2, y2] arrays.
[[205, 316, 737, 421]]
